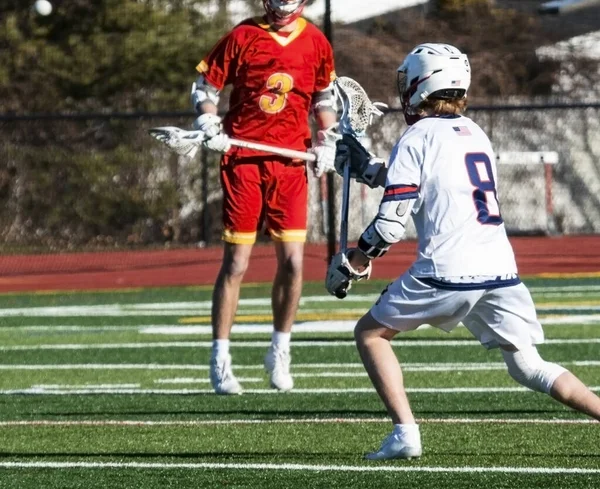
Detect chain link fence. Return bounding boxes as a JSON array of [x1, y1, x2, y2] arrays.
[[330, 104, 600, 242], [1, 103, 599, 253]]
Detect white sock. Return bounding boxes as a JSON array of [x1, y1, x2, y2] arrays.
[[272, 331, 291, 351], [212, 339, 230, 359], [393, 424, 421, 446]]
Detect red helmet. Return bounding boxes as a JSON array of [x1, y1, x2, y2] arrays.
[[263, 0, 307, 26]]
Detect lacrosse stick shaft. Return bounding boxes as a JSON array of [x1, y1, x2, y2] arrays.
[[230, 138, 316, 162], [148, 127, 317, 162], [340, 163, 351, 252]]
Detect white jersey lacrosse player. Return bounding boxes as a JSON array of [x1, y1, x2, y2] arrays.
[[326, 43, 600, 461]]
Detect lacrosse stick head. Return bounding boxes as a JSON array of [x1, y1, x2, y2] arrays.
[[333, 77, 387, 137], [148, 127, 205, 159]]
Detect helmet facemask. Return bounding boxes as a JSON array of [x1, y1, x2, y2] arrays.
[[263, 0, 307, 26], [397, 69, 422, 126]]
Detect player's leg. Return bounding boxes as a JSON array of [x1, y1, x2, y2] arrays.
[[263, 240, 304, 391], [355, 312, 416, 426], [546, 369, 600, 420], [210, 242, 253, 395], [263, 160, 308, 391], [210, 157, 262, 395], [500, 344, 600, 420], [272, 240, 304, 334], [465, 283, 600, 420], [357, 274, 476, 460]]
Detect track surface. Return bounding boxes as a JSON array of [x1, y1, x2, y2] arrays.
[[0, 236, 598, 292]]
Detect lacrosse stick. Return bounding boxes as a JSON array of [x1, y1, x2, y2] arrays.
[[332, 77, 386, 298], [148, 127, 317, 162], [333, 77, 386, 253]]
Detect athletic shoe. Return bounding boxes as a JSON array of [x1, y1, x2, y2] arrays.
[[365, 431, 422, 460], [264, 346, 294, 391], [210, 354, 242, 395]]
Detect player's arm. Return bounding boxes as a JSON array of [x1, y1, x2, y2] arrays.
[[352, 131, 421, 263], [191, 80, 230, 153], [326, 133, 422, 298], [190, 32, 239, 153], [309, 38, 338, 177], [325, 192, 416, 298], [191, 75, 220, 116], [313, 82, 337, 130], [334, 134, 388, 188], [357, 191, 417, 260], [309, 83, 339, 177]]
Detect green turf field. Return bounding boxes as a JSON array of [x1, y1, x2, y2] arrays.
[[1, 277, 599, 488]]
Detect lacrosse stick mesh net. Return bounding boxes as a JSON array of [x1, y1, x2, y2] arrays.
[[148, 127, 202, 158], [334, 77, 385, 136]]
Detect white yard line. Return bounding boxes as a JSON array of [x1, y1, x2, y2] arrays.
[[2, 360, 600, 371], [1, 314, 600, 335], [0, 295, 377, 317], [1, 461, 599, 474], [529, 285, 600, 293], [3, 338, 600, 351], [0, 287, 598, 318], [2, 386, 600, 395], [30, 384, 140, 389], [154, 377, 263, 384], [138, 316, 600, 333], [0, 417, 595, 427], [539, 315, 600, 325], [0, 325, 142, 332]]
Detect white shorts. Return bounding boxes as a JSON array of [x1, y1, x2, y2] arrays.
[[369, 272, 544, 349]]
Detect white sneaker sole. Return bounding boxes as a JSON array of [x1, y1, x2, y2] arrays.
[[213, 384, 242, 395], [269, 379, 293, 392], [365, 446, 422, 461]]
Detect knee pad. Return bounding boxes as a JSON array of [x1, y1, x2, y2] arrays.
[[501, 346, 567, 394]]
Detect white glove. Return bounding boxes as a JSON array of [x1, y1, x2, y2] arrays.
[[326, 249, 372, 299], [193, 113, 231, 153], [309, 126, 340, 178]]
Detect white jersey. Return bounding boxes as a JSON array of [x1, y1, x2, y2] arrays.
[[385, 115, 518, 278]]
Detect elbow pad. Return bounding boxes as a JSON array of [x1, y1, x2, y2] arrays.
[[311, 83, 337, 115], [191, 76, 220, 112], [358, 199, 414, 259]]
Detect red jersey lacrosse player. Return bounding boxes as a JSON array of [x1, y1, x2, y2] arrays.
[[191, 0, 338, 394]]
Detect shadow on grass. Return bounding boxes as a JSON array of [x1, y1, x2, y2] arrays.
[[0, 451, 357, 460], [31, 408, 565, 418]]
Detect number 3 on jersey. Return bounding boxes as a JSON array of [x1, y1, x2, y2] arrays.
[[259, 73, 294, 114], [465, 153, 503, 225]]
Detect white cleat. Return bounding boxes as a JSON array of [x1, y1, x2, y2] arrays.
[[264, 346, 294, 392], [365, 431, 422, 461], [210, 354, 242, 395]]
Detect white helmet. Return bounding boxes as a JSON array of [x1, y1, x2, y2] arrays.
[[263, 0, 307, 25], [397, 43, 471, 124]]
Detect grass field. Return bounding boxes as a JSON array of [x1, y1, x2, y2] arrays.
[[1, 276, 600, 488]]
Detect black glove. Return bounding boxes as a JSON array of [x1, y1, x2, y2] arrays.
[[325, 249, 372, 299], [335, 134, 386, 189], [334, 133, 371, 179]]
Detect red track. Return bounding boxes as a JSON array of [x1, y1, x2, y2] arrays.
[[0, 236, 598, 292]]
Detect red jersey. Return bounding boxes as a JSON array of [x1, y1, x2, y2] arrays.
[[196, 17, 335, 158]]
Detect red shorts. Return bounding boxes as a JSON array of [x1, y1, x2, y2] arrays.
[[220, 155, 308, 244]]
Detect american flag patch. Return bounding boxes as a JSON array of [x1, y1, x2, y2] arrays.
[[451, 80, 461, 86], [453, 126, 471, 136]]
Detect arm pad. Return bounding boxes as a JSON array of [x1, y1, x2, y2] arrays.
[[191, 76, 220, 112], [358, 199, 415, 259], [311, 83, 337, 115]]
